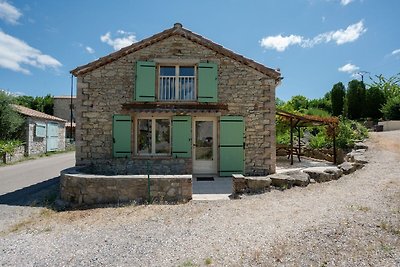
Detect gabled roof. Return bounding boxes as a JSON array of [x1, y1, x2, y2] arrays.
[[13, 104, 67, 122], [71, 23, 281, 80]]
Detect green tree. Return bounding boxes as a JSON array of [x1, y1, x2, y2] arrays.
[[287, 95, 309, 111], [346, 79, 366, 120], [365, 86, 385, 119], [381, 95, 400, 120], [330, 82, 345, 116], [15, 94, 54, 115], [0, 91, 24, 140], [369, 73, 400, 100]]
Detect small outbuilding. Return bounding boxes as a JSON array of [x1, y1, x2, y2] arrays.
[[13, 105, 66, 156]]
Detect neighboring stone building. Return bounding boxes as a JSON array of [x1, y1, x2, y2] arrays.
[[13, 105, 66, 156], [70, 23, 281, 176], [53, 96, 76, 139]]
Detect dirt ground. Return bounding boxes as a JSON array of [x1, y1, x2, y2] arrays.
[[0, 131, 399, 266]]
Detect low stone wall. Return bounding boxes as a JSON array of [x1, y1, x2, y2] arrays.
[[60, 167, 192, 205], [378, 120, 400, 131], [232, 174, 271, 195], [2, 145, 25, 164]]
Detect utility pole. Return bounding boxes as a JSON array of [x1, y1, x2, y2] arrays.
[[357, 71, 370, 83]]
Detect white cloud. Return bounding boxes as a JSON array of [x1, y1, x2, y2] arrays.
[[338, 63, 359, 74], [0, 31, 62, 74], [260, 20, 366, 52], [85, 46, 95, 54], [340, 0, 354, 6], [0, 0, 22, 24], [260, 34, 303, 52], [100, 30, 137, 51], [391, 49, 400, 56]]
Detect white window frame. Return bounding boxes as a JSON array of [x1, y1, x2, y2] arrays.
[[135, 116, 171, 156], [158, 65, 197, 101]]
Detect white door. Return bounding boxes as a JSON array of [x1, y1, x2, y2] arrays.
[[192, 117, 217, 174]]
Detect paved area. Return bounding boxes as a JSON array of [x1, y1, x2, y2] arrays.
[[192, 176, 232, 200], [0, 152, 75, 196]]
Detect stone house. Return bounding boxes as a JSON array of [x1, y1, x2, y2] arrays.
[[71, 23, 281, 176], [53, 96, 76, 139], [13, 105, 66, 156]]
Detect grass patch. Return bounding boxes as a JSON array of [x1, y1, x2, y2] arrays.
[[178, 260, 198, 267], [204, 257, 212, 265], [348, 205, 371, 212]]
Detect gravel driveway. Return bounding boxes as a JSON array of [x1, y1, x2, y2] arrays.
[[0, 131, 399, 266]]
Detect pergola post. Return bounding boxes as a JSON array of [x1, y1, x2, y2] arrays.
[[290, 117, 293, 165], [333, 126, 337, 164]]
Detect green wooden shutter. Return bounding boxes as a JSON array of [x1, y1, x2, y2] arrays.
[[172, 116, 192, 158], [219, 116, 244, 176], [112, 114, 132, 158], [198, 62, 218, 103], [135, 61, 156, 102]]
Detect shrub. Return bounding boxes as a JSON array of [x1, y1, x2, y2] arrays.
[[381, 95, 400, 120], [309, 130, 330, 149]]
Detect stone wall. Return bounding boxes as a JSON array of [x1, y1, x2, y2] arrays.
[[53, 96, 76, 122], [26, 118, 66, 156], [60, 167, 192, 205], [76, 34, 277, 175], [2, 145, 25, 164]]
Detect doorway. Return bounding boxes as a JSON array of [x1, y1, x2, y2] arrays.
[[192, 117, 217, 174]]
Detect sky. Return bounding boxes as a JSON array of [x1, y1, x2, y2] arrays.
[[0, 0, 399, 101]]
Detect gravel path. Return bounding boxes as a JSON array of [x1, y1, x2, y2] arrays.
[[1, 131, 399, 266]]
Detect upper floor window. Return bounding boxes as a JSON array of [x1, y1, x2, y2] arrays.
[[159, 66, 196, 101], [135, 61, 217, 103]]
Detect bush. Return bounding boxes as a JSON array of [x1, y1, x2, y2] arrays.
[[381, 95, 400, 120], [309, 130, 330, 149], [0, 140, 24, 160], [0, 91, 24, 140], [336, 119, 368, 148]]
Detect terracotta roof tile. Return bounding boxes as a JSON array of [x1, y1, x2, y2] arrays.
[[13, 105, 66, 122], [71, 23, 281, 80]]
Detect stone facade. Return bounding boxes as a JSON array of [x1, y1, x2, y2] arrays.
[[60, 167, 192, 205], [25, 118, 66, 156], [53, 96, 76, 122], [73, 24, 279, 176]]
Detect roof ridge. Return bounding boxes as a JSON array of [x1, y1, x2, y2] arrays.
[[70, 23, 281, 80], [13, 104, 67, 122]]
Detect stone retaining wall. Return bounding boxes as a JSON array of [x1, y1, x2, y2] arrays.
[[60, 167, 192, 205], [2, 145, 25, 164]]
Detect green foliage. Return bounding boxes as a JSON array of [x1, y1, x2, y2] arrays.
[[0, 140, 23, 157], [336, 118, 368, 148], [15, 94, 54, 115], [365, 86, 385, 119], [309, 130, 330, 149], [331, 82, 346, 116], [381, 95, 400, 120], [0, 91, 24, 140], [287, 95, 309, 111], [368, 73, 400, 100], [303, 108, 331, 117], [347, 79, 366, 120], [308, 96, 332, 114]]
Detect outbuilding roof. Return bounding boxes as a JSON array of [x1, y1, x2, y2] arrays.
[[70, 23, 281, 80], [13, 104, 67, 122]]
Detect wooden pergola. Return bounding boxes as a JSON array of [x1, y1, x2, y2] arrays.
[[276, 109, 339, 165]]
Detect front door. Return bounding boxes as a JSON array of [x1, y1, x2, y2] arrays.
[[193, 117, 217, 174]]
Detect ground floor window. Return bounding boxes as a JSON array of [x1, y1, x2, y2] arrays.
[[137, 118, 170, 155]]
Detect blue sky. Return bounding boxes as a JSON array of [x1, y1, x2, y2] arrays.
[[0, 0, 399, 100]]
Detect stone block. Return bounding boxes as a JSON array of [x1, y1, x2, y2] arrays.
[[338, 162, 357, 175], [302, 167, 343, 183]]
